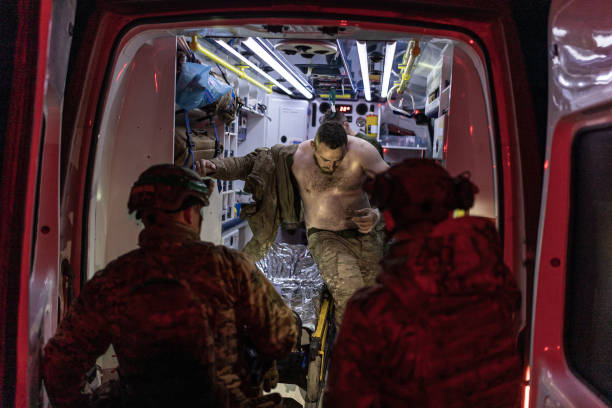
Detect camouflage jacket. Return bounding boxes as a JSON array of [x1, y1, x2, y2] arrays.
[[323, 217, 522, 407], [42, 218, 297, 407], [210, 144, 301, 261]]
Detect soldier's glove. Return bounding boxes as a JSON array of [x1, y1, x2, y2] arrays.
[[262, 361, 279, 392]]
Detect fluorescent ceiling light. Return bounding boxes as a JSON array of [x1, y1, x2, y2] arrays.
[[381, 41, 397, 99], [243, 37, 313, 99], [215, 39, 294, 96], [191, 37, 271, 94], [259, 38, 311, 90], [336, 39, 355, 93], [356, 41, 371, 101]]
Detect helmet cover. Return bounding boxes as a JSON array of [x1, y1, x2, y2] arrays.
[[128, 164, 214, 218], [364, 159, 477, 226]]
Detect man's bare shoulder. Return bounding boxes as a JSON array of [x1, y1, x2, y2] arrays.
[[293, 140, 314, 160], [347, 135, 389, 174], [348, 135, 379, 159], [347, 134, 369, 146], [298, 139, 314, 151]]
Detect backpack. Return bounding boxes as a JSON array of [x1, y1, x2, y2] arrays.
[[174, 109, 222, 169]]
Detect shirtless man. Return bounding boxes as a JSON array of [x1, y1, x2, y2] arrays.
[[197, 121, 389, 325]]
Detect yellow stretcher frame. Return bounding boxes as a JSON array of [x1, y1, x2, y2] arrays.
[[312, 296, 331, 381], [304, 292, 334, 407]]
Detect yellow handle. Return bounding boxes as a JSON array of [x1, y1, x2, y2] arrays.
[[191, 36, 272, 94], [397, 40, 421, 94]]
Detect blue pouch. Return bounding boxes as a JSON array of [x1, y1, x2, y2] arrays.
[[205, 74, 233, 105], [176, 62, 232, 110]]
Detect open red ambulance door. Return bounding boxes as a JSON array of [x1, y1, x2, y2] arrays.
[[529, 0, 612, 406], [0, 1, 76, 406]]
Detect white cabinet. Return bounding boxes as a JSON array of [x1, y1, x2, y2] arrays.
[[425, 44, 453, 118], [277, 104, 308, 145], [265, 94, 309, 147]]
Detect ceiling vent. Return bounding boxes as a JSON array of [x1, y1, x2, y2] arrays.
[[275, 40, 337, 59]]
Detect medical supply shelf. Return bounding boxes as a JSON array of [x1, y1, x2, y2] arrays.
[[239, 105, 265, 117], [380, 145, 427, 150], [221, 119, 239, 223]]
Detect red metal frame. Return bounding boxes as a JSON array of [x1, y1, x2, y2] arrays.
[[530, 104, 612, 407], [0, 1, 52, 407], [2, 1, 541, 406]]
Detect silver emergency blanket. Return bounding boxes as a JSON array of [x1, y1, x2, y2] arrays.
[[256, 243, 325, 331]]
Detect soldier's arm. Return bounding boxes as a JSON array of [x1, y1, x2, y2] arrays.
[[232, 252, 297, 359], [42, 274, 112, 408], [196, 148, 262, 180]]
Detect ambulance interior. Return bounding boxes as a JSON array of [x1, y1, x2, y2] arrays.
[[82, 22, 504, 404]]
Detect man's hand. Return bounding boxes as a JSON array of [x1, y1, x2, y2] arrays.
[[194, 159, 216, 176], [350, 208, 379, 234]]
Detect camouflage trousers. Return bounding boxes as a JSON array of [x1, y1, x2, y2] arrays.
[[307, 228, 383, 327]]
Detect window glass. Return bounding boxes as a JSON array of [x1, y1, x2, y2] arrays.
[[566, 126, 612, 403]]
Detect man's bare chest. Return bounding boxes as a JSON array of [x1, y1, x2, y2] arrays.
[[294, 165, 364, 194]]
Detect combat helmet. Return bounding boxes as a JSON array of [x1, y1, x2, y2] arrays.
[[364, 159, 478, 228], [128, 164, 214, 219]]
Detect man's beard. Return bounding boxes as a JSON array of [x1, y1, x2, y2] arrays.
[[313, 153, 334, 174]]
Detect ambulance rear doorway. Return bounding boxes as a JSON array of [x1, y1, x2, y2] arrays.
[[85, 22, 500, 407]]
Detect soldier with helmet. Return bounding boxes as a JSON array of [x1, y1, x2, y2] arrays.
[[42, 164, 297, 407], [323, 159, 523, 407]]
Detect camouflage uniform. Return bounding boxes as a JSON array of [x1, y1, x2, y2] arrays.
[[209, 144, 301, 262], [42, 165, 297, 408], [307, 228, 382, 326], [324, 160, 522, 407], [323, 217, 522, 408]]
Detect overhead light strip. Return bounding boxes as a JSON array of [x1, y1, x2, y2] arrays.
[[214, 39, 294, 96], [257, 38, 312, 90], [190, 37, 272, 94], [381, 41, 397, 99], [356, 41, 371, 101], [336, 39, 355, 93], [243, 37, 313, 99]]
